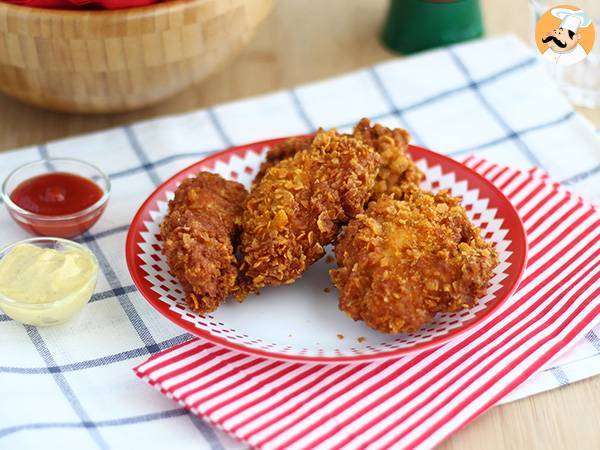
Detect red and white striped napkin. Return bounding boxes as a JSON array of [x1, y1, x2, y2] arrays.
[[134, 156, 600, 450]]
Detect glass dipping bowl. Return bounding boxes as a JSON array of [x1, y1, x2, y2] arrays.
[[0, 237, 99, 327], [1, 158, 111, 238]]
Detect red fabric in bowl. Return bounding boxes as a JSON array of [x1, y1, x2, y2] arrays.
[[2, 0, 163, 9]]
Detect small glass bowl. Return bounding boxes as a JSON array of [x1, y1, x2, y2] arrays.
[[1, 158, 111, 238], [0, 237, 99, 327]]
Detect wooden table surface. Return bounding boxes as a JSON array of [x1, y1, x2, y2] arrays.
[[1, 1, 598, 449]]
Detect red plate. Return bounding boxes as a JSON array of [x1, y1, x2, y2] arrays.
[[125, 137, 527, 363]]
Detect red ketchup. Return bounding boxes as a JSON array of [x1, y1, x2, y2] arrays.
[[9, 172, 106, 238]]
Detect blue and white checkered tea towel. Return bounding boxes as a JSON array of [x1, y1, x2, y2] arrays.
[[0, 35, 598, 450]]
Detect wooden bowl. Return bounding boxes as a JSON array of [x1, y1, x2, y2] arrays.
[[0, 0, 273, 113]]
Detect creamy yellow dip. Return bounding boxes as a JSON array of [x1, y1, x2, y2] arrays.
[[0, 242, 98, 326]]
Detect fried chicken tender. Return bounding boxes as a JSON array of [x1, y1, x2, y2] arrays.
[[331, 191, 499, 334], [160, 172, 247, 314], [238, 130, 381, 297], [352, 118, 423, 199], [252, 119, 423, 199], [253, 136, 313, 186]]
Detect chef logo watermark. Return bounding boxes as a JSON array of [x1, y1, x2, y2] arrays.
[[535, 4, 595, 66]]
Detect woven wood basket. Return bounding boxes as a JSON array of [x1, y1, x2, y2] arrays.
[[0, 0, 273, 113]]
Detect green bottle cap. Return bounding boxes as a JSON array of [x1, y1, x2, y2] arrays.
[[382, 0, 485, 54]]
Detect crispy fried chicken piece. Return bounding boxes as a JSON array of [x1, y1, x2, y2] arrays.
[[160, 172, 247, 313], [352, 118, 423, 199], [238, 130, 381, 297], [253, 136, 313, 186], [331, 191, 498, 334], [252, 119, 423, 199]]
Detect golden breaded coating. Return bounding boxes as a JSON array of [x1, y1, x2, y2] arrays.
[[331, 191, 498, 334], [238, 130, 381, 297], [252, 119, 423, 199], [160, 172, 247, 314], [253, 136, 313, 186], [352, 118, 423, 199]]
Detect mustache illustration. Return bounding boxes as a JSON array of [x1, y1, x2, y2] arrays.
[[542, 35, 567, 48]]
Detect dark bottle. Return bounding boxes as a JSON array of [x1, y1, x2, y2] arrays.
[[382, 0, 484, 54]]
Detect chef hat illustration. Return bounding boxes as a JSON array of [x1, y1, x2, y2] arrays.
[[551, 8, 592, 33]]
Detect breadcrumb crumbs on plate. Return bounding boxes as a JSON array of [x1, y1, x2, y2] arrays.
[[325, 255, 335, 264], [323, 287, 331, 293], [357, 336, 366, 344], [337, 334, 344, 340]]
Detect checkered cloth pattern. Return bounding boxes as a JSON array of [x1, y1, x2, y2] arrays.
[[0, 35, 598, 450]]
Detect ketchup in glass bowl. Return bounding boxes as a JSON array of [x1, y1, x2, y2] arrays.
[[1, 159, 111, 238]]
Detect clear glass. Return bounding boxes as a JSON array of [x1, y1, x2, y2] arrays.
[[1, 158, 111, 238], [0, 237, 99, 327], [529, 0, 600, 108]]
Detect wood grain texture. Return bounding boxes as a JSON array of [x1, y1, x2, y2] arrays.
[[0, 2, 598, 448], [0, 0, 273, 113]]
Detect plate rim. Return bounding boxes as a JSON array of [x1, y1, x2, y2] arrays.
[[125, 136, 528, 363]]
